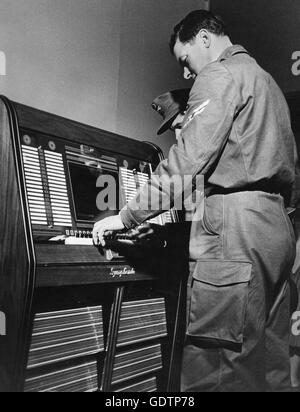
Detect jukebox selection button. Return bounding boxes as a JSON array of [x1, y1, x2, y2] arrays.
[[48, 141, 56, 151], [66, 229, 93, 238], [23, 135, 32, 145]]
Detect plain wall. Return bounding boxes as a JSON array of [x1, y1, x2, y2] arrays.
[[211, 0, 300, 94], [0, 0, 209, 156], [116, 0, 209, 153]]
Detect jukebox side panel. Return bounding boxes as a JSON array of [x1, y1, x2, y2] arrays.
[[0, 98, 35, 392]]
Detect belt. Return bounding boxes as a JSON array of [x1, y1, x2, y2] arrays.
[[205, 184, 281, 197]]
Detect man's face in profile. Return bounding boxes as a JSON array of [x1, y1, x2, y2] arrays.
[[173, 31, 211, 79]]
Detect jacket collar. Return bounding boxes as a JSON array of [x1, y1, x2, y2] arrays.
[[217, 45, 250, 62]]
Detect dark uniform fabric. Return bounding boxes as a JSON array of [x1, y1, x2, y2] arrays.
[[120, 45, 296, 391]]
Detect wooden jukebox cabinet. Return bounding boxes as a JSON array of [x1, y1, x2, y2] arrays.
[[0, 96, 188, 393]]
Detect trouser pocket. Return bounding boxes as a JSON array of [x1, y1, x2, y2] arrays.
[[187, 260, 252, 345], [201, 196, 222, 236]]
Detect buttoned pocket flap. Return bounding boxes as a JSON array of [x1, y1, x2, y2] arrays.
[[188, 260, 252, 345], [192, 260, 252, 286]]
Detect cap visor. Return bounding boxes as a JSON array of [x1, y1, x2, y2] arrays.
[[157, 113, 178, 135]]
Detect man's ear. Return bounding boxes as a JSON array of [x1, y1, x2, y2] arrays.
[[197, 29, 211, 48]]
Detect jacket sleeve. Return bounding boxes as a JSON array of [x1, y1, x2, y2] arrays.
[[120, 63, 240, 229]]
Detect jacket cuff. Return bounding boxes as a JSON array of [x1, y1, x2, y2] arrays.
[[119, 206, 141, 229]]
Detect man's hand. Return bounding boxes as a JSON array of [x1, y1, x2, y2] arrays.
[[127, 223, 167, 249], [93, 215, 125, 247]]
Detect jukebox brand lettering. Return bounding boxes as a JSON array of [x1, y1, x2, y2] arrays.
[[0, 311, 6, 336], [0, 51, 6, 75], [291, 51, 300, 76], [110, 267, 135, 279], [291, 311, 300, 337]]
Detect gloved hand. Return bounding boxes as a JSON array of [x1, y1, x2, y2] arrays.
[[126, 223, 167, 250]]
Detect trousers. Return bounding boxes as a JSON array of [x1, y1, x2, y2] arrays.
[[182, 191, 296, 392]]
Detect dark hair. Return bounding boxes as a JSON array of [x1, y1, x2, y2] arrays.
[[169, 10, 228, 54]]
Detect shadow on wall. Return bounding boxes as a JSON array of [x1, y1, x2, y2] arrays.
[[211, 0, 300, 93]]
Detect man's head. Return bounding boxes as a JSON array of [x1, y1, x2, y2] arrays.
[[170, 10, 230, 79], [152, 89, 190, 139]]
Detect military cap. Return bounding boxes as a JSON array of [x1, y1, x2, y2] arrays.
[[151, 89, 190, 135]]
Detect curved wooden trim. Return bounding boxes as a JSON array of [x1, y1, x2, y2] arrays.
[[0, 96, 36, 391], [11, 100, 159, 163]]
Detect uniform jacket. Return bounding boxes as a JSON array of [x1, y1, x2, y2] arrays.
[[120, 45, 296, 228]]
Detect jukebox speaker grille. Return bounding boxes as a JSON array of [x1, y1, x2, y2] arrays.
[[22, 146, 48, 225], [136, 171, 149, 189], [44, 150, 72, 227], [25, 360, 98, 392], [119, 167, 173, 225], [120, 167, 139, 204], [114, 377, 157, 392], [111, 344, 163, 386], [27, 306, 104, 369], [117, 298, 167, 347], [22, 145, 73, 227]]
